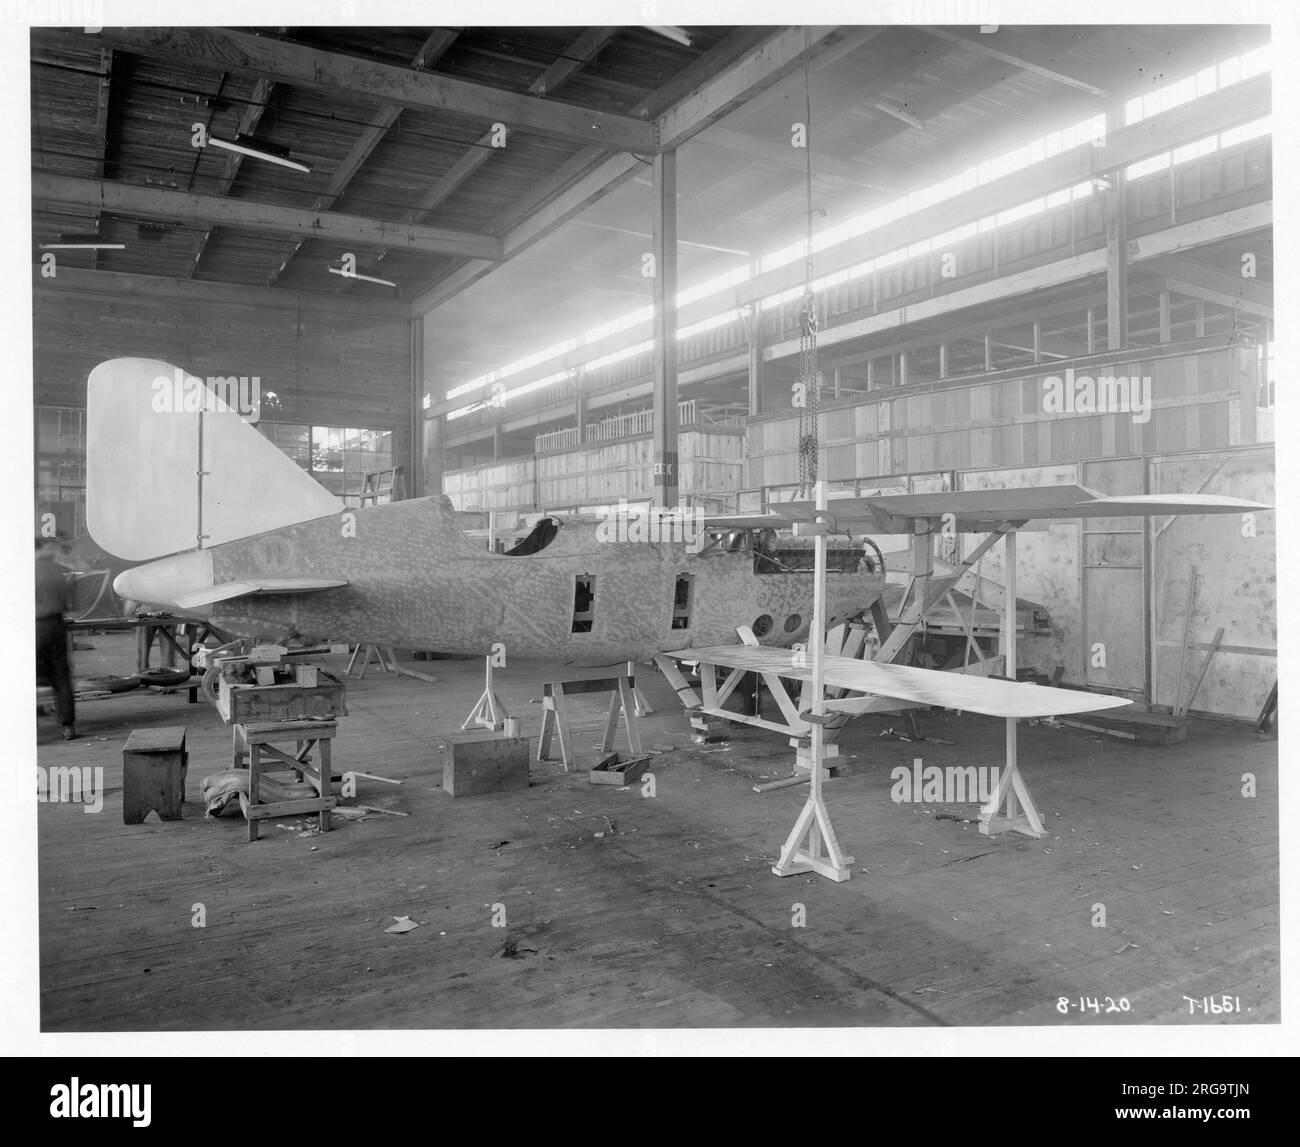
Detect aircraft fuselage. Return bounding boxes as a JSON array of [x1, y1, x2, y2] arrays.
[[118, 496, 886, 665]]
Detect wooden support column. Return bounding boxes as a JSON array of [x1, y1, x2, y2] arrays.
[[938, 342, 948, 379], [984, 331, 993, 372], [1106, 109, 1129, 351], [576, 381, 588, 443], [492, 418, 504, 460], [898, 351, 908, 388], [1032, 320, 1042, 363], [410, 318, 425, 496], [424, 413, 444, 497], [1195, 297, 1206, 338], [652, 148, 679, 507], [1086, 306, 1095, 355], [746, 304, 763, 416], [1159, 289, 1172, 344]]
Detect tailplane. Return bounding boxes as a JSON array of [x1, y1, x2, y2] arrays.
[[86, 357, 341, 560]]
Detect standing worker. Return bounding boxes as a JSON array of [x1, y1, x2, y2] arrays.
[[36, 536, 77, 740]]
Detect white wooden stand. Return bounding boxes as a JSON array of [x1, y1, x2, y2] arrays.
[[462, 655, 510, 731], [977, 527, 1046, 838], [772, 483, 854, 882]]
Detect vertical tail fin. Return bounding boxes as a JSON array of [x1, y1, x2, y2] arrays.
[[86, 358, 341, 560]]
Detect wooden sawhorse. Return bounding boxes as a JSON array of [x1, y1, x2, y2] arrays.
[[538, 671, 641, 772], [234, 719, 337, 841]]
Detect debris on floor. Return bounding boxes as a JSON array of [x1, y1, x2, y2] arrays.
[[384, 916, 420, 935]]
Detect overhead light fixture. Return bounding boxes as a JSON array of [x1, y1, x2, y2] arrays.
[[643, 26, 692, 47], [39, 234, 125, 250], [328, 265, 397, 289], [208, 134, 311, 174], [874, 100, 926, 130]]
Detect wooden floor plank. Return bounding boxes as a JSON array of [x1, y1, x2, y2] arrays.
[[35, 634, 1278, 1030]]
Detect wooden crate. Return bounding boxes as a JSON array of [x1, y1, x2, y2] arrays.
[[444, 733, 530, 796], [122, 726, 188, 824], [588, 752, 651, 786], [216, 669, 346, 725]]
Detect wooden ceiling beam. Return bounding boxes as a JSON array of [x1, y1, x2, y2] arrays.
[[919, 28, 1107, 98], [188, 76, 275, 279], [411, 26, 864, 317], [342, 27, 617, 294], [655, 26, 878, 151], [89, 46, 113, 272], [35, 265, 410, 317], [696, 124, 898, 193], [34, 173, 503, 259], [408, 26, 618, 223], [90, 27, 658, 152], [270, 29, 462, 287], [1141, 254, 1272, 313]]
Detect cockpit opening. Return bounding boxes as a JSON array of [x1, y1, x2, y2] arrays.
[[505, 516, 560, 556]]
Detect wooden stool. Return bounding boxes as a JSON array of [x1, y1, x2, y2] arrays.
[[122, 727, 188, 824], [235, 719, 337, 841]]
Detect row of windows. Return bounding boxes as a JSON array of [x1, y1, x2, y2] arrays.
[[444, 44, 1273, 418]]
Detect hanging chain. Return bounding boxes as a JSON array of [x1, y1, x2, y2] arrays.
[[797, 293, 819, 496]]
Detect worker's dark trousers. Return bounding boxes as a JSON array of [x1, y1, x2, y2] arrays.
[[36, 616, 75, 728]]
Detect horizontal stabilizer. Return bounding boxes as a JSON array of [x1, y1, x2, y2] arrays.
[[669, 645, 1133, 720], [174, 577, 348, 611]]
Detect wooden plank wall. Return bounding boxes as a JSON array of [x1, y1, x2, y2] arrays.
[[1149, 448, 1275, 720], [444, 431, 744, 512], [33, 281, 414, 478], [951, 449, 1274, 721], [748, 344, 1256, 490]]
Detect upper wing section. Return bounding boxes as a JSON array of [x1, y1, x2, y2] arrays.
[[768, 485, 1270, 531], [670, 645, 1133, 720]]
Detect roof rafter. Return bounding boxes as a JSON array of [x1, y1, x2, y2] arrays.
[[269, 28, 461, 287], [88, 45, 113, 272], [412, 26, 868, 317], [188, 76, 274, 279], [342, 27, 617, 294], [35, 173, 503, 259], [919, 28, 1107, 98], [90, 26, 658, 152]]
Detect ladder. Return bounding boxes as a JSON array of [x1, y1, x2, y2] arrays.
[[359, 467, 406, 506]]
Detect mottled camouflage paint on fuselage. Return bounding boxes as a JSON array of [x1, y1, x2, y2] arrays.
[[204, 495, 885, 665]]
